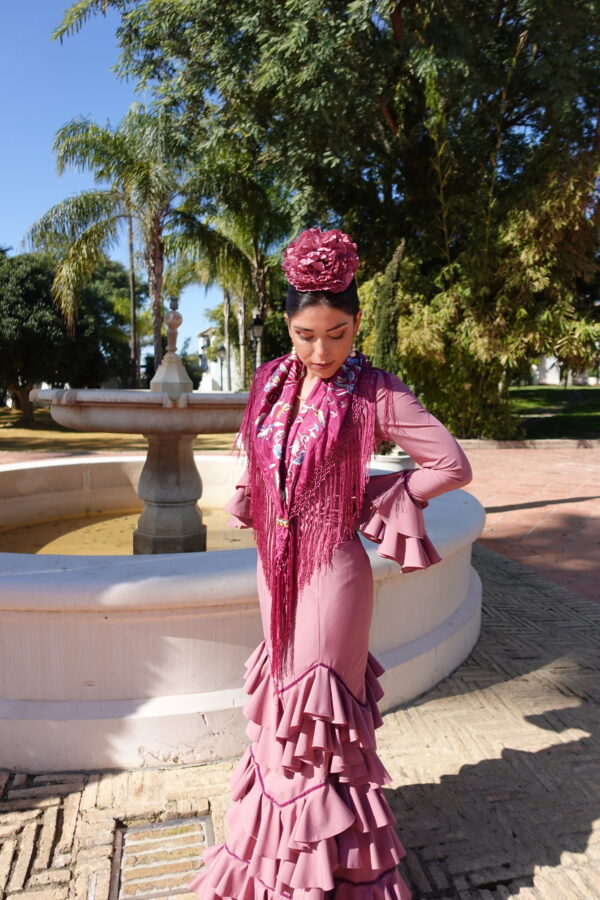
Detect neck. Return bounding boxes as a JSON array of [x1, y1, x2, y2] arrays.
[[299, 373, 320, 396]]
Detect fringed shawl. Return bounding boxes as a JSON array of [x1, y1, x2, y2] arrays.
[[237, 352, 379, 683]]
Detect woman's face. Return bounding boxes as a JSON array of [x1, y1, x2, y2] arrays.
[[285, 303, 362, 381]]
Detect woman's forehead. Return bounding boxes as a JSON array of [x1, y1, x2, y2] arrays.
[[288, 305, 353, 330]]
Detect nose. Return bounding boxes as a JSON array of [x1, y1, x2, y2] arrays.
[[312, 340, 330, 362]]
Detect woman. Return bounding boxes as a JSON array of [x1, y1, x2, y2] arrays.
[[187, 228, 472, 899]]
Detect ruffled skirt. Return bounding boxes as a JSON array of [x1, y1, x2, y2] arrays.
[[187, 536, 411, 899]]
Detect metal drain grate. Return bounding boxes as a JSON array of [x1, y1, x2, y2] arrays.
[[109, 815, 214, 900]]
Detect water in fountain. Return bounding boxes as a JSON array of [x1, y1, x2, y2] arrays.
[[0, 506, 255, 554]]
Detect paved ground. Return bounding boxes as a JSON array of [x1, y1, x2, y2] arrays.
[[1, 545, 599, 900], [462, 448, 599, 605]]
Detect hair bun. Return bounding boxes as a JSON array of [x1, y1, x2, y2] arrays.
[[282, 228, 359, 293]]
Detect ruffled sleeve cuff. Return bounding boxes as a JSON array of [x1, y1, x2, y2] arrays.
[[357, 471, 441, 571], [224, 467, 253, 529]]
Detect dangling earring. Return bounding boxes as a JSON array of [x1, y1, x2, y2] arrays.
[[350, 342, 357, 357], [290, 345, 297, 360]]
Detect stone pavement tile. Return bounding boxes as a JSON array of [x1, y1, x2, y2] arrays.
[[34, 805, 59, 871], [6, 820, 39, 891], [464, 447, 600, 605], [5, 890, 70, 900], [0, 840, 17, 894]]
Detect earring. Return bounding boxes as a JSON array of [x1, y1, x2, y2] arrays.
[[290, 346, 297, 360], [350, 343, 357, 357]]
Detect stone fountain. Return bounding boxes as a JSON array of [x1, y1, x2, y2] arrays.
[[30, 298, 248, 554]]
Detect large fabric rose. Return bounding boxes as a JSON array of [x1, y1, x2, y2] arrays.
[[282, 227, 359, 293]]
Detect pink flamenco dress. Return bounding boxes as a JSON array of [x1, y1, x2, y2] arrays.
[[186, 367, 472, 900]]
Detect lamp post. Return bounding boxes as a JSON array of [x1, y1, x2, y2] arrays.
[[217, 343, 226, 390], [247, 314, 264, 371]]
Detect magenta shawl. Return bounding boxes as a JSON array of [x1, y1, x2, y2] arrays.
[[237, 351, 378, 682]]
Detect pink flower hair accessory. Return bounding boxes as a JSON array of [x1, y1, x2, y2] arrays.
[[282, 227, 359, 293]]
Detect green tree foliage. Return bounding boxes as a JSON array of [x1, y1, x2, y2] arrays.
[[56, 0, 600, 434], [0, 253, 133, 423], [205, 294, 289, 387]]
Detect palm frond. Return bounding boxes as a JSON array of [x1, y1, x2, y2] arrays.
[[120, 110, 184, 211], [52, 218, 122, 325], [26, 190, 124, 250], [166, 218, 253, 298], [52, 0, 123, 42], [54, 118, 130, 182], [163, 257, 212, 296]]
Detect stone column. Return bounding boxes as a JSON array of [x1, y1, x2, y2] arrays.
[[133, 433, 207, 554]]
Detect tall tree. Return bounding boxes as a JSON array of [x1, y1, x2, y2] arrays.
[[28, 104, 190, 365], [166, 165, 291, 387], [0, 253, 132, 423]]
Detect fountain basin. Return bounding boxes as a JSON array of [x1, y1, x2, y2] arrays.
[[0, 455, 484, 772], [29, 388, 249, 433]]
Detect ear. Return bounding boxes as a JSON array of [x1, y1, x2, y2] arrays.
[[354, 310, 363, 333]]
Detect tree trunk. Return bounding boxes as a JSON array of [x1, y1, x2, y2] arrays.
[[127, 208, 138, 386], [146, 218, 165, 367], [254, 265, 268, 372], [237, 295, 247, 389], [11, 383, 34, 426], [223, 290, 232, 391]]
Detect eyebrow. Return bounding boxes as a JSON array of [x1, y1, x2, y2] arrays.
[[293, 321, 349, 333]]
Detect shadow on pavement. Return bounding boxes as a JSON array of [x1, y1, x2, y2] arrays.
[[385, 544, 600, 897]]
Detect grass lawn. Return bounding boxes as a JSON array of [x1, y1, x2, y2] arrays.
[[509, 385, 600, 439], [0, 407, 235, 454]]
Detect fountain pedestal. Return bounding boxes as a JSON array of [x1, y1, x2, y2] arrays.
[[133, 433, 207, 553], [132, 299, 206, 553]]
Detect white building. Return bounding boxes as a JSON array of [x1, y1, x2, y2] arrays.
[[197, 328, 243, 392]]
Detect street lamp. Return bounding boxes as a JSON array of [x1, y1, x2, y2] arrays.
[[217, 343, 226, 390], [247, 314, 264, 371]]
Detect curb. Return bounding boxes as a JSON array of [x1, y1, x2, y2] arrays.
[[457, 438, 600, 449]]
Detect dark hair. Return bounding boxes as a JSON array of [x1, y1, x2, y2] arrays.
[[285, 278, 359, 319]]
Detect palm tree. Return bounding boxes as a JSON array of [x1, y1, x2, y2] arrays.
[[28, 103, 188, 367], [164, 242, 250, 390], [167, 171, 291, 387]]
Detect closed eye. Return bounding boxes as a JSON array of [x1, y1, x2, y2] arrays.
[[297, 331, 347, 341], [296, 329, 346, 343]]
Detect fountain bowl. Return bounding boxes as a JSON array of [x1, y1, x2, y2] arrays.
[[29, 387, 249, 433]]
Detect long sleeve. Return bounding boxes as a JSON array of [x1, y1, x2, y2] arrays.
[[357, 370, 472, 571], [374, 370, 472, 504], [224, 464, 253, 528]]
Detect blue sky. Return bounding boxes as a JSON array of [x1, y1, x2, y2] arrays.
[[0, 1, 219, 351]]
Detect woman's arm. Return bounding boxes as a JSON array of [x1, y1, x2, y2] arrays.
[[374, 370, 472, 505]]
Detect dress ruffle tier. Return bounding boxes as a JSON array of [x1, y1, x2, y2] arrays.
[[357, 471, 441, 571], [186, 642, 412, 899]]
